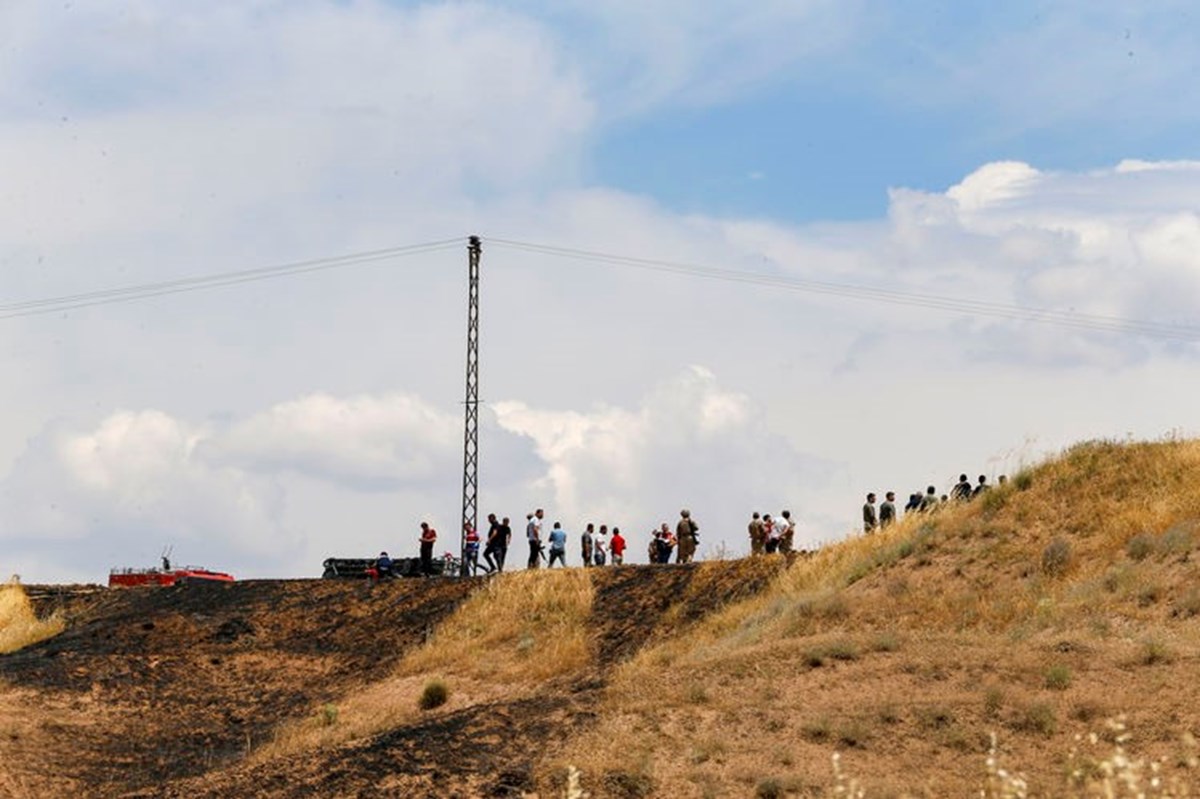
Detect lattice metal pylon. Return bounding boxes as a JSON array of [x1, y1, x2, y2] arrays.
[[460, 235, 482, 575]]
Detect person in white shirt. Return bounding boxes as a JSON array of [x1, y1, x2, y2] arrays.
[[779, 510, 796, 554], [526, 509, 545, 569], [593, 525, 609, 566], [763, 514, 782, 554]]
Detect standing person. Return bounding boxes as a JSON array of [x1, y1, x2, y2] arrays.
[[675, 510, 698, 564], [973, 475, 990, 497], [419, 522, 437, 577], [879, 492, 897, 529], [863, 493, 878, 533], [482, 513, 502, 574], [952, 474, 972, 502], [497, 516, 512, 571], [920, 486, 939, 512], [763, 514, 781, 554], [547, 522, 568, 567], [581, 523, 595, 567], [594, 525, 609, 566], [748, 512, 766, 556], [648, 529, 659, 564], [656, 523, 675, 564], [779, 510, 795, 554], [904, 492, 922, 514], [610, 527, 626, 565], [526, 512, 542, 569], [464, 522, 481, 575]]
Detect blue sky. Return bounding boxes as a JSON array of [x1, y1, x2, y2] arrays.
[[564, 1, 1200, 220]]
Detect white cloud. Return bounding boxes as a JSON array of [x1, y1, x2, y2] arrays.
[[0, 411, 287, 581], [3, 2, 1200, 584], [207, 393, 461, 491], [494, 367, 836, 554]]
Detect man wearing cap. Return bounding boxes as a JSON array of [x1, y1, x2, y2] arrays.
[[676, 509, 699, 564], [748, 512, 765, 556]]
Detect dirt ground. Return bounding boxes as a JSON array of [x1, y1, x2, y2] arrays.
[[0, 560, 784, 798]]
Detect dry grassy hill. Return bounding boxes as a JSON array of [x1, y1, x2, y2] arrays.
[[2, 438, 1200, 797]]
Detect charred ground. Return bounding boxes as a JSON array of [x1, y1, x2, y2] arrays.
[[1, 559, 785, 798], [5, 439, 1200, 797]]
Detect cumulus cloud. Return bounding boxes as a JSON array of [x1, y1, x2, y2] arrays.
[[495, 367, 836, 554], [207, 393, 461, 491], [4, 2, 1200, 584], [0, 411, 287, 581]]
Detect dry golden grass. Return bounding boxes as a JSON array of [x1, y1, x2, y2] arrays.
[[259, 569, 596, 760], [552, 438, 1200, 797], [0, 578, 64, 654], [399, 568, 595, 683]]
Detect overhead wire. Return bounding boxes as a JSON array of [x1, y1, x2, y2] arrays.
[[487, 238, 1200, 343], [4, 234, 1197, 343], [0, 238, 463, 321]]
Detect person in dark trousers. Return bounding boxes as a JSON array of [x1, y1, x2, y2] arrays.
[[581, 523, 595, 567], [547, 522, 568, 567], [951, 474, 972, 502], [464, 522, 481, 575], [483, 513, 502, 573], [526, 510, 544, 569], [863, 493, 878, 533], [594, 525, 609, 566], [879, 491, 897, 528], [763, 514, 780, 554], [498, 516, 512, 570], [655, 523, 675, 563], [419, 522, 437, 576]]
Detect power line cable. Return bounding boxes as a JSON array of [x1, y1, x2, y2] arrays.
[[0, 239, 462, 321], [488, 238, 1200, 342]]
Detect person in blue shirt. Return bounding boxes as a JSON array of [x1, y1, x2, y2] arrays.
[[547, 522, 568, 567], [374, 551, 393, 580]]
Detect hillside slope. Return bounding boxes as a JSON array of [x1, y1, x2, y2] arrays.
[[556, 439, 1200, 797], [2, 438, 1200, 797]]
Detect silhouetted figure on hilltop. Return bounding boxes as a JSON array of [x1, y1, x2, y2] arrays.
[[879, 492, 896, 528], [951, 474, 972, 502], [863, 493, 878, 533], [779, 510, 795, 554], [748, 512, 765, 556], [676, 510, 698, 563], [419, 523, 437, 577], [920, 486, 939, 512]]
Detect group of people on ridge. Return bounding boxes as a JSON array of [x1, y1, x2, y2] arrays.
[[647, 510, 700, 564], [520, 508, 633, 569], [746, 510, 796, 555], [861, 473, 1007, 533]]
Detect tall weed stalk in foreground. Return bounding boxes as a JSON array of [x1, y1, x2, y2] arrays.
[[0, 578, 64, 654]]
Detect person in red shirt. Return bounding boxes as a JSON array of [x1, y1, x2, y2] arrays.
[[464, 522, 481, 575], [609, 527, 626, 565], [419, 522, 437, 577]]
